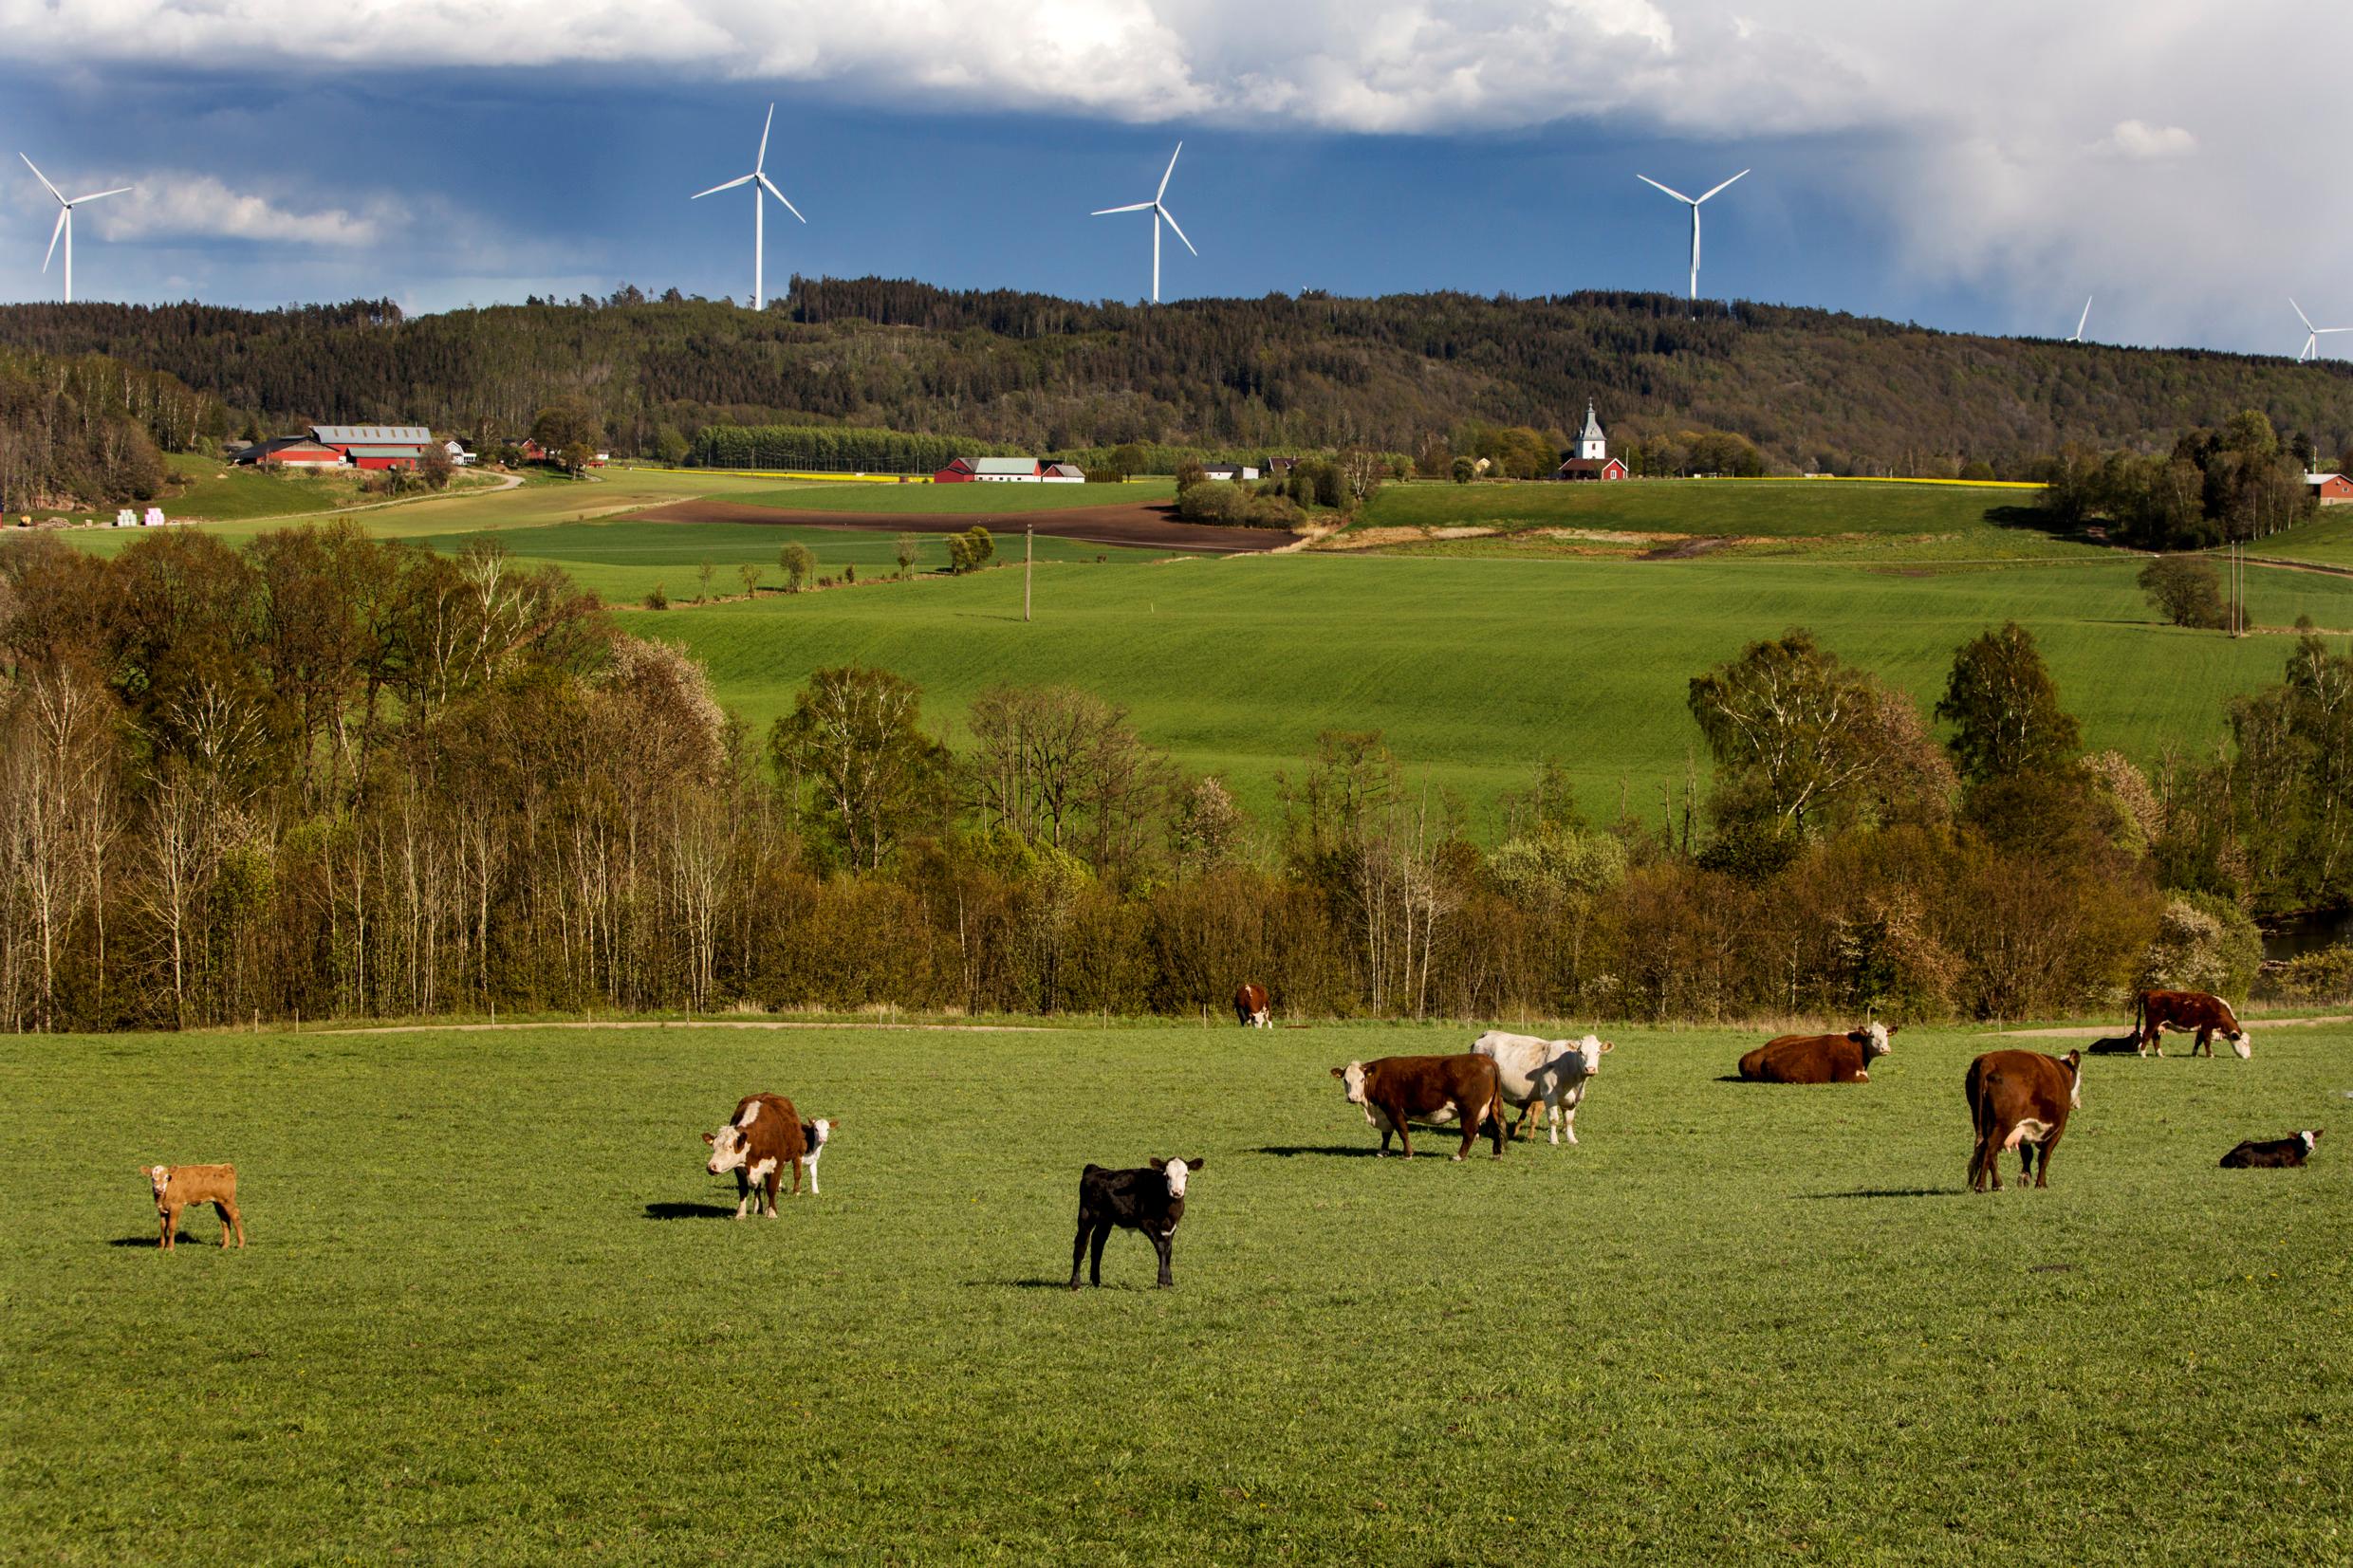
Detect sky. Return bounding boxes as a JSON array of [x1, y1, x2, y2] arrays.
[[0, 0, 2345, 359]]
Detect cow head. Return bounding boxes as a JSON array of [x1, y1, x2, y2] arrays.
[[140, 1165, 170, 1202], [702, 1123, 750, 1175], [2062, 1048, 2083, 1110], [1848, 1022, 1897, 1059], [1332, 1063, 1369, 1105], [1575, 1035, 1615, 1075], [808, 1117, 837, 1151], [2302, 1129, 2323, 1153], [2229, 1030, 2252, 1060], [1148, 1156, 1205, 1198]]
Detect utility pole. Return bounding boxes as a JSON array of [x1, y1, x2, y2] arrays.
[[1025, 525, 1033, 623]]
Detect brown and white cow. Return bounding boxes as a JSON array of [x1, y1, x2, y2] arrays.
[[1472, 1030, 1611, 1145], [1737, 1022, 1896, 1084], [1964, 1048, 2082, 1192], [142, 1163, 246, 1252], [702, 1092, 808, 1218], [2134, 989, 2251, 1059], [1234, 983, 1271, 1028], [1331, 1055, 1506, 1161]]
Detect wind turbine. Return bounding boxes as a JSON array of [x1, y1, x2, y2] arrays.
[[21, 154, 132, 304], [1636, 169, 1748, 304], [1091, 143, 1195, 304], [2069, 295, 2092, 342], [2290, 298, 2351, 361], [691, 104, 804, 311]]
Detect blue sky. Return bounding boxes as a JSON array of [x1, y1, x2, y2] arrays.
[[1, 1, 2344, 360]]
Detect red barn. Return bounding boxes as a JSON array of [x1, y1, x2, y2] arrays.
[[2309, 471, 2353, 505], [1551, 456, 1629, 482], [310, 424, 433, 470], [232, 437, 346, 469], [935, 456, 1047, 483]]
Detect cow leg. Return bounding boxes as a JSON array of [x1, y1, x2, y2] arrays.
[[1507, 1098, 1534, 1143], [2032, 1132, 2060, 1189], [1560, 1099, 1578, 1147], [1394, 1116, 1414, 1161], [157, 1208, 173, 1251], [214, 1200, 242, 1247], [1153, 1231, 1175, 1289], [764, 1168, 782, 1218], [732, 1172, 751, 1220], [1069, 1216, 1093, 1289], [164, 1205, 181, 1250], [1087, 1223, 1112, 1286]]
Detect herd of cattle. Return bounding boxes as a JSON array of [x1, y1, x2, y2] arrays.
[[135, 986, 2322, 1278]]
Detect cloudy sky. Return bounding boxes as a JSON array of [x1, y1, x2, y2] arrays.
[[0, 0, 2343, 357]]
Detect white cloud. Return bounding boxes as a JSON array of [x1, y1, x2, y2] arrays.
[[88, 177, 394, 248], [2103, 120, 2197, 160]]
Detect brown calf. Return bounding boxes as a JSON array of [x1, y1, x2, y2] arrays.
[[2134, 989, 2250, 1058], [1331, 1055, 1506, 1161], [143, 1163, 246, 1251], [1964, 1049, 2082, 1192], [1737, 1022, 1896, 1084]]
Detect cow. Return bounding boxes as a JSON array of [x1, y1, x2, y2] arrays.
[[142, 1163, 245, 1252], [2087, 1023, 2162, 1055], [2219, 1129, 2323, 1169], [1472, 1030, 1612, 1145], [1233, 983, 1271, 1028], [2134, 989, 2251, 1059], [1737, 1022, 1896, 1084], [702, 1092, 808, 1218], [797, 1116, 840, 1195], [1070, 1157, 1203, 1289], [1330, 1055, 1506, 1161], [1964, 1048, 2082, 1192]]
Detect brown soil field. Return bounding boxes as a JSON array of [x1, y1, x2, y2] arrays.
[[638, 499, 1297, 555]]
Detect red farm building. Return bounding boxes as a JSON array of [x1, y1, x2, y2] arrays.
[[310, 424, 435, 470]]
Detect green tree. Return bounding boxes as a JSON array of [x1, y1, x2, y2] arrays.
[[738, 563, 763, 598], [696, 559, 715, 601], [960, 526, 994, 570], [558, 441, 595, 478], [1450, 456, 1476, 485], [2138, 556, 2226, 629], [417, 441, 454, 491], [894, 533, 920, 578], [653, 423, 691, 466], [779, 543, 815, 592], [767, 665, 949, 869], [529, 397, 601, 455], [1935, 621, 2082, 784]]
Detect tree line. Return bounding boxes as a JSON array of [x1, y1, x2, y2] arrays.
[[6, 524, 2339, 1033], [0, 347, 233, 513]]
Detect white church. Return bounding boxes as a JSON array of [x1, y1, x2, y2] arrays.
[[1552, 402, 1629, 481]]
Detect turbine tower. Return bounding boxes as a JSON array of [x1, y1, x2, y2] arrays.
[[691, 104, 804, 311], [21, 154, 132, 304], [1635, 169, 1748, 304], [1090, 143, 1195, 304], [2290, 298, 2351, 362], [2069, 296, 2092, 342]]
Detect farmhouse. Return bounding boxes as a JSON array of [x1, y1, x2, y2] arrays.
[[933, 456, 1084, 483], [231, 436, 347, 469], [1199, 463, 1260, 482], [1043, 462, 1086, 483], [1552, 402, 1629, 481], [2308, 471, 2353, 505]]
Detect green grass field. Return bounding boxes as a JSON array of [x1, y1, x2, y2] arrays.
[[1360, 479, 2038, 538], [725, 479, 1176, 514], [7, 1022, 2344, 1562], [615, 551, 2353, 825]]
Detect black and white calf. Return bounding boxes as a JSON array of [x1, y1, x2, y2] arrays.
[[2219, 1129, 2322, 1168], [1069, 1157, 1203, 1290], [797, 1117, 840, 1194]]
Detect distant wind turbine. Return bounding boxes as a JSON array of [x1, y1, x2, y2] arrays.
[[2290, 298, 2351, 362], [2069, 295, 2093, 342], [691, 104, 804, 311], [1091, 143, 1195, 304], [20, 153, 132, 304], [1636, 168, 1748, 304]]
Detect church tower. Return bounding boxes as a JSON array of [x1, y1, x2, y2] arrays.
[[1577, 401, 1607, 461]]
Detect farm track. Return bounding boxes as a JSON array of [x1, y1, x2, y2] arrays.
[[638, 498, 1297, 555], [316, 1018, 1047, 1036]]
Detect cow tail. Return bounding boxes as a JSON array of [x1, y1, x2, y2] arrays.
[[2133, 989, 2145, 1038]]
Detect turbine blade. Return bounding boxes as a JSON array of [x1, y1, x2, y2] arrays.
[[42, 208, 65, 272], [1637, 174, 1695, 203], [68, 186, 133, 205], [692, 174, 755, 199], [2075, 295, 2092, 337], [756, 103, 774, 174], [757, 173, 806, 223], [20, 153, 65, 205], [1695, 169, 1750, 204], [1091, 201, 1153, 215], [2292, 298, 2315, 330], [1158, 141, 1182, 201], [1158, 204, 1197, 257]]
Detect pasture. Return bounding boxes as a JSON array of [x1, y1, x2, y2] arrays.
[[6, 1021, 2345, 1562], [724, 478, 1176, 514]]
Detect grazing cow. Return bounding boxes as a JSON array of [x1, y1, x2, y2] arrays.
[[1472, 1030, 1612, 1145], [2219, 1129, 2323, 1169], [142, 1163, 245, 1252], [2134, 989, 2251, 1059], [1331, 1055, 1506, 1161], [1233, 983, 1271, 1028], [1964, 1049, 2082, 1192], [702, 1092, 808, 1218], [2087, 1023, 2162, 1055], [797, 1116, 840, 1195], [1070, 1157, 1203, 1289], [1737, 1023, 1896, 1084]]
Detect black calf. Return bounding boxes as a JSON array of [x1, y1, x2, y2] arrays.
[[1069, 1157, 1204, 1290], [2219, 1130, 2322, 1169]]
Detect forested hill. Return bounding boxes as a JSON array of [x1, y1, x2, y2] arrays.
[[2, 282, 2349, 476]]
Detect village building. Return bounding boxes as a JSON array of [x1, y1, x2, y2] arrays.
[[933, 456, 1086, 483], [2307, 471, 2353, 505], [1552, 402, 1629, 481]]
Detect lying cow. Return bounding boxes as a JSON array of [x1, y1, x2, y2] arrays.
[[702, 1092, 808, 1218], [1964, 1048, 2082, 1192], [2087, 1022, 2162, 1055], [798, 1116, 840, 1195], [143, 1163, 246, 1252], [1737, 1022, 1895, 1084], [1472, 1030, 1611, 1145], [1331, 1055, 1506, 1161], [1234, 982, 1271, 1028], [1070, 1157, 1202, 1289], [2135, 989, 2251, 1059], [2219, 1129, 2322, 1169]]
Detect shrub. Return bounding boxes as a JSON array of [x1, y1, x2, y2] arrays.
[[2140, 892, 2262, 999], [2138, 555, 2227, 629], [2263, 941, 2353, 1004], [643, 582, 668, 610]]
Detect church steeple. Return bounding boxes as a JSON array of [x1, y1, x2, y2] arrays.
[[1577, 401, 1606, 461]]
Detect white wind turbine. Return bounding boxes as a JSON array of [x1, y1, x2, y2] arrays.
[[1636, 168, 1748, 304], [2290, 298, 2351, 361], [21, 154, 133, 304], [2069, 295, 2093, 342], [691, 104, 804, 311], [1091, 143, 1195, 304]]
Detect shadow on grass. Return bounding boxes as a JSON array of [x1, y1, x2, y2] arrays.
[[1248, 1144, 1384, 1159], [643, 1201, 738, 1221], [1800, 1188, 1960, 1201], [108, 1234, 237, 1247]]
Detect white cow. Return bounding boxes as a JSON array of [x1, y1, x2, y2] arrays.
[[1472, 1030, 1613, 1146]]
